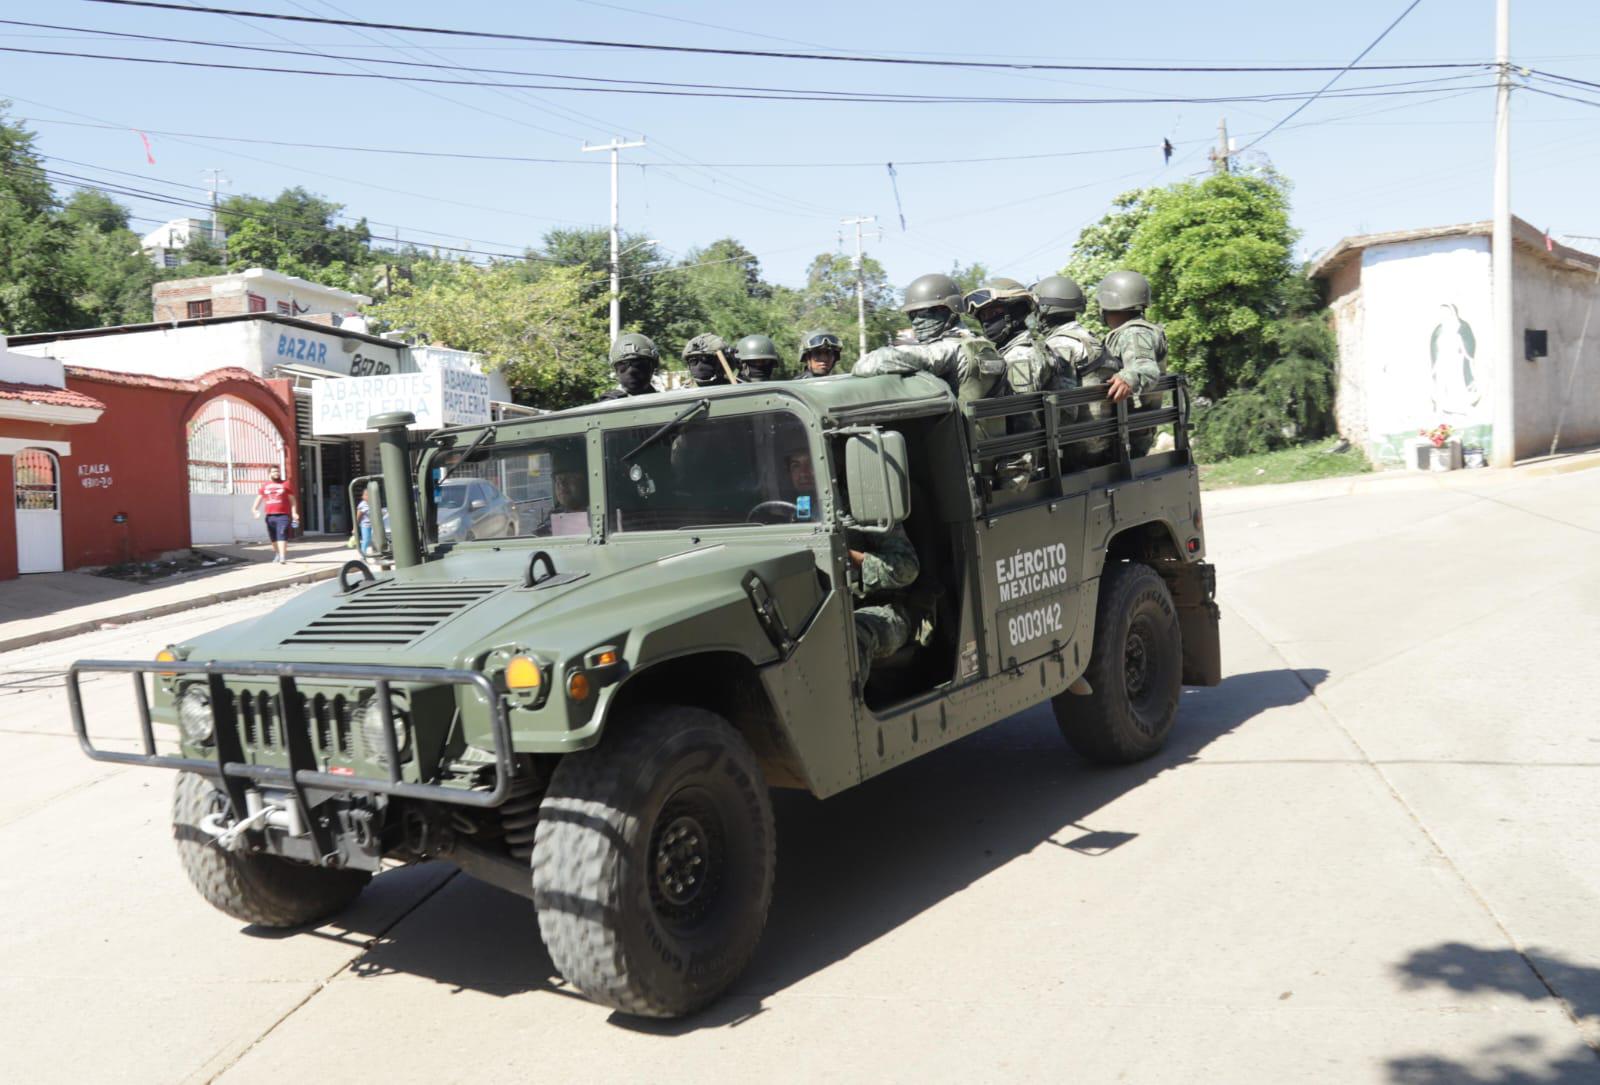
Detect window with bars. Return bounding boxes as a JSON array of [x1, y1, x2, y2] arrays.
[[186, 299, 213, 319], [14, 449, 60, 511]]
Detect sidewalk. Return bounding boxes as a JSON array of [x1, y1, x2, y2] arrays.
[[0, 538, 358, 654]]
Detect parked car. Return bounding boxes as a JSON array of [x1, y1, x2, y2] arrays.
[[434, 478, 518, 541]]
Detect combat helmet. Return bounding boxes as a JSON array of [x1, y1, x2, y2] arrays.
[[899, 272, 966, 344], [964, 277, 1035, 345], [734, 333, 780, 382], [799, 329, 843, 377], [683, 333, 733, 386], [609, 331, 659, 366], [1096, 270, 1151, 313], [1031, 275, 1087, 319]]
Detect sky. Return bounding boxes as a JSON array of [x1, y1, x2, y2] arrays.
[[4, 0, 1600, 292]]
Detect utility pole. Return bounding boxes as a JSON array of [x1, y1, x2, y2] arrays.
[[581, 137, 647, 343], [841, 215, 876, 357], [1210, 118, 1231, 174], [202, 168, 228, 252], [1491, 0, 1515, 467]]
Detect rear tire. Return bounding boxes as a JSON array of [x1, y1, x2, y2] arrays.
[[531, 706, 775, 1018], [1053, 563, 1182, 764], [172, 772, 370, 928]]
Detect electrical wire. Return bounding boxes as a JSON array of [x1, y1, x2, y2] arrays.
[[1235, 0, 1424, 155], [0, 45, 1494, 105], [78, 0, 1485, 75]]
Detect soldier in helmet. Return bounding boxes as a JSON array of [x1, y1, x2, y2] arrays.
[[734, 334, 781, 382], [796, 330, 843, 378], [1032, 274, 1110, 462], [852, 272, 1006, 406], [683, 333, 737, 387], [1096, 269, 1168, 456], [596, 332, 661, 401]]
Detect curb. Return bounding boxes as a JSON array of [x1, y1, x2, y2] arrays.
[[0, 565, 338, 655]]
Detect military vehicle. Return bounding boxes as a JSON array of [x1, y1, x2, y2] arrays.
[[71, 372, 1220, 1018]]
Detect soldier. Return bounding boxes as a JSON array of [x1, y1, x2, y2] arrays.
[[852, 272, 1007, 407], [1096, 269, 1168, 456], [734, 334, 781, 382], [1032, 274, 1110, 462], [795, 330, 842, 378], [683, 333, 737, 387], [785, 451, 919, 686], [596, 332, 661, 401]]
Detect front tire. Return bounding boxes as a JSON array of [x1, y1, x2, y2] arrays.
[[172, 772, 370, 927], [1053, 562, 1182, 764], [531, 706, 776, 1018]]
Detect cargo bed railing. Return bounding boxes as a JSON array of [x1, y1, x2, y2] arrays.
[[963, 374, 1191, 498], [68, 660, 514, 816]]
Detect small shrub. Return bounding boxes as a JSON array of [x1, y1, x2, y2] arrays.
[[1258, 353, 1334, 439], [1192, 390, 1290, 460]]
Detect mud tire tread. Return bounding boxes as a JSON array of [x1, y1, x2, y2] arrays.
[[172, 772, 370, 928], [531, 706, 775, 1018]]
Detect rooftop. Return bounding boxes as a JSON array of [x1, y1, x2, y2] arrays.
[[1308, 215, 1600, 281], [0, 381, 107, 412]]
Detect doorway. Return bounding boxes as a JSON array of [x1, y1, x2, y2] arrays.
[[14, 448, 63, 574], [186, 395, 286, 544]]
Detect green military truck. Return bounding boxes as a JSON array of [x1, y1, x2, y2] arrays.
[[71, 372, 1219, 1018]]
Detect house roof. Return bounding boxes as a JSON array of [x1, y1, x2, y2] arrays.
[[1308, 215, 1600, 281], [5, 310, 403, 350], [0, 381, 107, 412]]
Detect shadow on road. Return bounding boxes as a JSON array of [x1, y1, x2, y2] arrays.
[[1387, 942, 1600, 1083], [274, 667, 1326, 1028]]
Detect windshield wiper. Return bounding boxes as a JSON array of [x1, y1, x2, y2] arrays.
[[437, 425, 496, 484], [623, 399, 709, 463]]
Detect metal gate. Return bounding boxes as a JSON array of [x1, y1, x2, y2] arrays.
[[187, 396, 286, 544], [14, 448, 64, 573]]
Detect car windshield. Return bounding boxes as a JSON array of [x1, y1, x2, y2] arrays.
[[602, 410, 818, 532], [427, 432, 588, 541]]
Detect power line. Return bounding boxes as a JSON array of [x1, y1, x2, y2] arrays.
[[1236, 0, 1425, 155], [79, 0, 1485, 75], [0, 44, 1492, 105]]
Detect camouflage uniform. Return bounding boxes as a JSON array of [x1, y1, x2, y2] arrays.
[[994, 325, 1079, 485], [1044, 320, 1111, 462], [853, 329, 1006, 406], [849, 524, 919, 684], [1102, 318, 1168, 457]]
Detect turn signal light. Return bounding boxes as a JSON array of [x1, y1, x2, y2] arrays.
[[566, 670, 591, 701], [155, 647, 179, 677], [505, 655, 543, 690], [593, 649, 618, 667]]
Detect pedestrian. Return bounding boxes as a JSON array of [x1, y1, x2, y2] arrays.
[[355, 485, 373, 556], [251, 465, 298, 564]]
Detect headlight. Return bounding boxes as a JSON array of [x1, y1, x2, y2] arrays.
[[438, 515, 464, 538], [178, 687, 214, 745], [354, 695, 410, 764]]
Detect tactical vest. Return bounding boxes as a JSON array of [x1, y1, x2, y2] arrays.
[[1048, 322, 1106, 378], [1105, 318, 1167, 370]]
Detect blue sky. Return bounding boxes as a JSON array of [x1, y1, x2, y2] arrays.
[[4, 0, 1599, 290]]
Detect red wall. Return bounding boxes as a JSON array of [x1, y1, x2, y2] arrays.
[[0, 369, 297, 578]]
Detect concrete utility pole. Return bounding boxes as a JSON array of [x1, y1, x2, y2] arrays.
[[1491, 0, 1516, 467], [1211, 118, 1231, 174], [841, 215, 876, 358], [581, 138, 647, 344], [202, 168, 229, 250]]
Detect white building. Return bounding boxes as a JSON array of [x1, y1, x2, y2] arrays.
[[140, 217, 224, 269], [1310, 216, 1600, 466], [8, 270, 516, 540]]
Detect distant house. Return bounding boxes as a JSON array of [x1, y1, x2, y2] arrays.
[[140, 217, 225, 269], [1310, 216, 1600, 465]]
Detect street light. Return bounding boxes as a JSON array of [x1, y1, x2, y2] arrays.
[[620, 239, 661, 258]]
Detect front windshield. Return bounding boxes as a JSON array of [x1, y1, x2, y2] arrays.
[[603, 411, 818, 532], [427, 432, 588, 542]]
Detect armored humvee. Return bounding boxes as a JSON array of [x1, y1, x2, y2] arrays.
[[72, 372, 1219, 1018]]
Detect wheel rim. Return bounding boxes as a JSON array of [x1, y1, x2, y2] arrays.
[[648, 789, 725, 931], [1123, 612, 1167, 734]]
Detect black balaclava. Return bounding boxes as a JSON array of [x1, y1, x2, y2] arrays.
[[615, 360, 655, 395], [910, 308, 956, 344], [687, 356, 727, 385], [978, 301, 1028, 346], [740, 360, 775, 382]]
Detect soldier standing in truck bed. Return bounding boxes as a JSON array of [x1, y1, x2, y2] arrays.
[[1032, 275, 1108, 463], [596, 332, 661, 402], [1096, 270, 1168, 457], [852, 272, 1006, 406]]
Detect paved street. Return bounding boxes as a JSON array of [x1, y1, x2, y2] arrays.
[[1, 468, 1597, 1084]]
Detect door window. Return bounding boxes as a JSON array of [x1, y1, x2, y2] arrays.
[[14, 449, 60, 511]]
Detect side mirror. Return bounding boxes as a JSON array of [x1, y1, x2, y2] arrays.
[[844, 429, 910, 531], [469, 498, 487, 511]]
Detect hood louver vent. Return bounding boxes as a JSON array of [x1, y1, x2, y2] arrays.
[[281, 580, 509, 647]]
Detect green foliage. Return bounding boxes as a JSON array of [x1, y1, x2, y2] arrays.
[[1063, 188, 1157, 335], [1199, 439, 1372, 490], [367, 260, 607, 410], [1192, 391, 1289, 461], [0, 103, 78, 333], [217, 187, 371, 287], [946, 260, 990, 296]]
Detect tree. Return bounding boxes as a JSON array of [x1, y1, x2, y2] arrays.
[[946, 260, 990, 297], [217, 187, 371, 287], [1063, 187, 1158, 334], [367, 260, 607, 410], [794, 251, 900, 361], [532, 228, 704, 357], [60, 190, 160, 326], [0, 104, 79, 333]]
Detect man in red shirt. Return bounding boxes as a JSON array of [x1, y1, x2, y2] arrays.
[[251, 465, 299, 564]]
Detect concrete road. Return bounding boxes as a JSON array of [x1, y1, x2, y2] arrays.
[[2, 469, 1597, 1084]]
